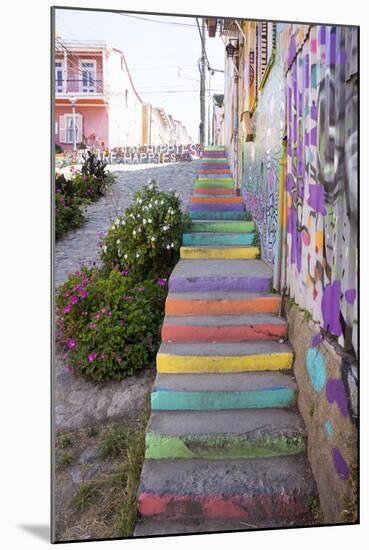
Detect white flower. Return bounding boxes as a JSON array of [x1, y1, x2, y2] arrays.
[[143, 219, 147, 225], [116, 239, 120, 244], [148, 203, 153, 208], [121, 220, 126, 226], [102, 245, 107, 253], [174, 192, 178, 198], [151, 236, 156, 242], [155, 200, 158, 205], [117, 249, 122, 257], [137, 198, 142, 204], [136, 252, 140, 258], [124, 254, 128, 259], [166, 244, 170, 249], [171, 242, 174, 248], [133, 230, 136, 236], [148, 218, 152, 223], [115, 218, 120, 225], [137, 213, 141, 218], [163, 225, 168, 232], [160, 200, 164, 205], [111, 225, 115, 231]]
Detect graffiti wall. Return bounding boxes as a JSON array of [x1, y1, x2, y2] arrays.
[[242, 24, 285, 277], [285, 25, 358, 356]]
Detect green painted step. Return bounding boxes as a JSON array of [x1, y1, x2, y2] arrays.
[[193, 180, 234, 189], [190, 220, 254, 233], [145, 409, 306, 459]]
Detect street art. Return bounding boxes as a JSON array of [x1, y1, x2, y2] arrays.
[[242, 24, 285, 272], [285, 25, 358, 356]]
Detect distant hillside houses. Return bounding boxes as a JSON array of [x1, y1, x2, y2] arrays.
[[54, 37, 192, 151]]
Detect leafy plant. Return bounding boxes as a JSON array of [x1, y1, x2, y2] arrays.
[[101, 181, 191, 279], [81, 150, 112, 183], [58, 433, 74, 449], [55, 144, 64, 154], [55, 266, 167, 382]]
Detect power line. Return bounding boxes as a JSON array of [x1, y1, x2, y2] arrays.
[[117, 12, 198, 28]]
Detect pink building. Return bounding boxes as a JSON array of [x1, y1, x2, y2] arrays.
[[55, 38, 143, 151]]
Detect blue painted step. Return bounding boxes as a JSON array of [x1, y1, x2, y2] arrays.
[[183, 232, 255, 246], [190, 211, 247, 220]]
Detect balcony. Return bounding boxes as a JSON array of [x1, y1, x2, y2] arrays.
[[55, 79, 106, 97]]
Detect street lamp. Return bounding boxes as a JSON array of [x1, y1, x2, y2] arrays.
[[69, 96, 77, 151], [226, 40, 238, 59]]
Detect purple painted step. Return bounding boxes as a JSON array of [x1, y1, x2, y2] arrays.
[[191, 203, 245, 212], [169, 259, 272, 293]]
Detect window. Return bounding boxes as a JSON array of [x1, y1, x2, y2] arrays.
[[80, 60, 96, 93], [59, 114, 82, 144], [55, 60, 65, 93]]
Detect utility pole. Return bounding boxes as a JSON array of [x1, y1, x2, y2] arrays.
[[199, 18, 206, 145]]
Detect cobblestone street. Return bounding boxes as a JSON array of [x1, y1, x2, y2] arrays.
[[55, 160, 201, 287], [54, 159, 200, 432]]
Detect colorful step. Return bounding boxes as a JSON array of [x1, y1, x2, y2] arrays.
[[190, 211, 246, 220], [190, 220, 254, 232], [191, 204, 244, 213], [165, 291, 281, 316], [156, 341, 293, 374], [145, 409, 305, 460], [137, 456, 317, 521], [193, 180, 234, 189], [196, 179, 233, 183], [193, 188, 235, 195], [200, 169, 231, 174], [161, 313, 287, 342], [191, 196, 243, 205], [180, 246, 259, 260], [169, 259, 272, 293], [152, 371, 297, 411], [182, 232, 255, 246]]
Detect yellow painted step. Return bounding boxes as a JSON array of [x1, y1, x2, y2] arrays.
[[157, 352, 294, 374], [180, 246, 260, 260]]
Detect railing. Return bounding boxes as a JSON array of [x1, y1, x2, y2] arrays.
[[55, 79, 105, 95]]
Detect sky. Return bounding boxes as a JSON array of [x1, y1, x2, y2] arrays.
[[55, 8, 225, 142]]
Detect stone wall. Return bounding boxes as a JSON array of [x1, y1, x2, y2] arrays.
[[286, 301, 358, 523]]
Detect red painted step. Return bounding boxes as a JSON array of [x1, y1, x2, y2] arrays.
[[161, 314, 288, 343]]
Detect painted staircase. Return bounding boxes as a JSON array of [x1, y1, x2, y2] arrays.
[[134, 145, 318, 536]]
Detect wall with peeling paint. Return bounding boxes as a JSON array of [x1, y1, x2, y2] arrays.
[[285, 25, 358, 357]]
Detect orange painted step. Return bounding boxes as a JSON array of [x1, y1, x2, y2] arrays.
[[165, 293, 281, 316], [191, 196, 244, 205]]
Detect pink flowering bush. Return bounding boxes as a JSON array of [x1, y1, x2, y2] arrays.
[[100, 181, 191, 279], [56, 266, 167, 381]]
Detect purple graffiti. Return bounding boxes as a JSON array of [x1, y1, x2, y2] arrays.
[[345, 289, 356, 305], [326, 379, 349, 417], [321, 281, 343, 336], [307, 184, 327, 215], [311, 332, 323, 347], [332, 448, 349, 480]]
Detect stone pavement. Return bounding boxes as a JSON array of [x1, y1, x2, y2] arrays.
[[55, 160, 200, 431], [55, 160, 201, 288]]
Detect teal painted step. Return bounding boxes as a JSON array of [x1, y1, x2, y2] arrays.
[[191, 220, 254, 232], [152, 388, 295, 411], [152, 372, 297, 411], [183, 232, 255, 246], [190, 211, 246, 220]]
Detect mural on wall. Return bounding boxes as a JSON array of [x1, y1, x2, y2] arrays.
[[242, 25, 285, 273], [285, 25, 358, 356]]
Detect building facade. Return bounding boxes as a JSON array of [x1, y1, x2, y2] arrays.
[[207, 19, 358, 523], [55, 38, 143, 151]]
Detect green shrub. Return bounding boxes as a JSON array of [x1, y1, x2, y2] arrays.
[[55, 144, 64, 154], [101, 181, 190, 279], [55, 267, 167, 382], [55, 189, 87, 239]]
